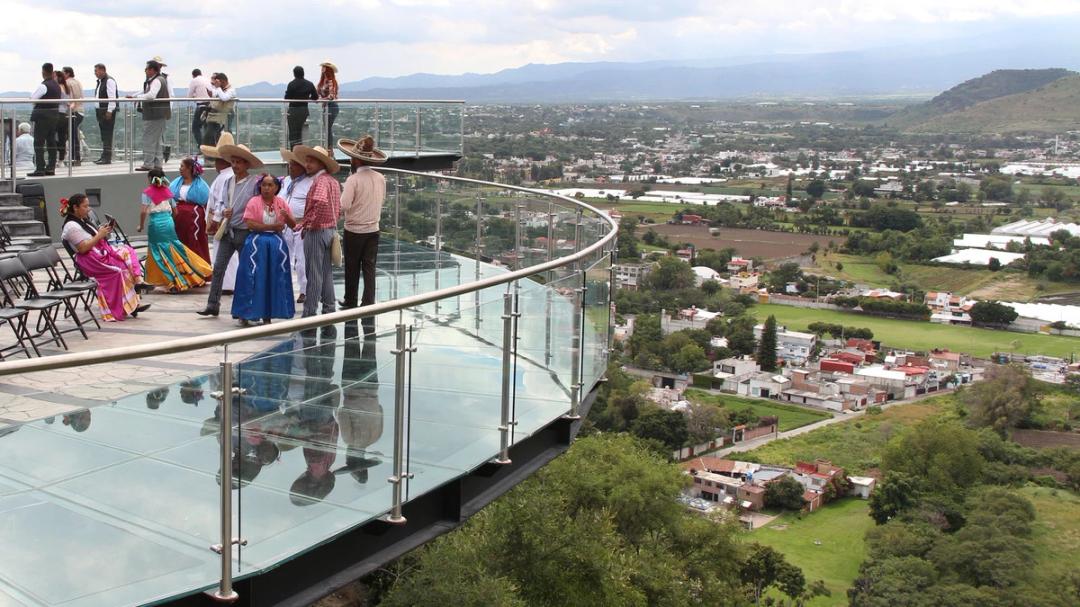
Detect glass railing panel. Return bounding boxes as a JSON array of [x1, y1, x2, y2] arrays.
[[419, 103, 462, 155], [0, 362, 228, 607], [404, 287, 507, 499], [581, 253, 612, 394], [230, 320, 400, 572]]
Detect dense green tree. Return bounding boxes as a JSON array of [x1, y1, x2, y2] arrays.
[[881, 421, 984, 493], [869, 472, 922, 524], [805, 179, 827, 199], [617, 216, 640, 260], [644, 256, 695, 290], [739, 544, 805, 605], [848, 556, 938, 607], [631, 408, 690, 451], [960, 365, 1037, 436], [968, 301, 1019, 327], [725, 315, 758, 356], [756, 315, 779, 372], [763, 475, 805, 511], [669, 343, 709, 374]]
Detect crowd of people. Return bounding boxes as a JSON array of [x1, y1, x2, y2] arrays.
[[19, 57, 342, 176], [59, 130, 387, 326]]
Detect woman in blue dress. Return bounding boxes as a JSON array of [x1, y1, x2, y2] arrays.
[[138, 168, 213, 293], [232, 173, 297, 326]]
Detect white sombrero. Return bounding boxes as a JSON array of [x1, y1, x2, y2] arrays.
[[217, 143, 264, 168], [292, 144, 340, 174], [337, 135, 387, 164], [200, 132, 235, 160], [279, 147, 301, 166], [320, 62, 338, 73]]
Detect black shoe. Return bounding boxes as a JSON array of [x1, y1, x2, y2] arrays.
[[131, 303, 151, 318], [135, 166, 152, 172], [134, 283, 154, 294], [72, 160, 82, 167], [238, 319, 251, 327], [44, 170, 55, 176], [196, 307, 219, 317], [27, 171, 46, 177], [338, 300, 357, 310], [296, 294, 306, 304], [94, 159, 111, 165]]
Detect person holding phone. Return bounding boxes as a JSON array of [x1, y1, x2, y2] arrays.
[[60, 193, 149, 321]]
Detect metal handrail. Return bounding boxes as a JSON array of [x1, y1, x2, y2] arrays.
[[0, 97, 465, 105], [0, 168, 616, 377]]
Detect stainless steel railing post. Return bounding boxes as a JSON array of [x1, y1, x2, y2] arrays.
[[565, 272, 584, 420], [208, 358, 243, 603], [127, 105, 134, 174], [496, 291, 515, 464], [514, 202, 523, 272], [66, 110, 73, 177], [386, 322, 412, 524], [414, 106, 421, 157]]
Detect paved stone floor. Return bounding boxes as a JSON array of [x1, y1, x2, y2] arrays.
[[0, 280, 285, 427]]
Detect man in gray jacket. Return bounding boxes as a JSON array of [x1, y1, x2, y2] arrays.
[[129, 59, 171, 170]]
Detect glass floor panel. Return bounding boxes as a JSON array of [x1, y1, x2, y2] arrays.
[[0, 241, 604, 606]]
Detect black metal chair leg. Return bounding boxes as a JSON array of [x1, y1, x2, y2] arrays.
[[42, 309, 69, 351]]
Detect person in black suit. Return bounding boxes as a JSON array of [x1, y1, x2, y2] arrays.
[[284, 66, 317, 149], [28, 63, 61, 176]]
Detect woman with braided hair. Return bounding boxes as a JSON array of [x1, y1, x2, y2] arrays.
[[59, 193, 149, 321], [169, 157, 212, 262], [138, 168, 213, 293]]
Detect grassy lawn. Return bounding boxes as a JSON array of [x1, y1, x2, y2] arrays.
[[752, 302, 1080, 358], [1020, 486, 1080, 605], [737, 395, 950, 474], [752, 498, 873, 606], [685, 389, 832, 432]]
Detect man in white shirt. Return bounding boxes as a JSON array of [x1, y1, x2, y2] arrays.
[[127, 59, 171, 170], [337, 135, 387, 311], [201, 134, 240, 296], [15, 123, 34, 171], [29, 62, 61, 176], [203, 73, 236, 152], [280, 148, 312, 302], [187, 68, 212, 152], [93, 63, 118, 164]]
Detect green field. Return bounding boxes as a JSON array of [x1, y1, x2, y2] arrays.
[[752, 303, 1080, 359], [1022, 486, 1080, 605], [685, 389, 832, 432], [737, 395, 949, 474], [753, 498, 874, 606]]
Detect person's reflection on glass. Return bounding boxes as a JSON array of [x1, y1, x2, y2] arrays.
[[180, 377, 206, 406], [61, 409, 92, 432], [290, 324, 341, 506], [333, 321, 383, 484], [145, 387, 169, 410]]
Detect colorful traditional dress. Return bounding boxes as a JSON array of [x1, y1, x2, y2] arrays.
[[231, 195, 296, 321], [169, 175, 212, 263], [141, 184, 213, 291], [61, 219, 142, 321]]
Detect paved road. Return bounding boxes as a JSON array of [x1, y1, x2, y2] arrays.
[[703, 388, 956, 458]]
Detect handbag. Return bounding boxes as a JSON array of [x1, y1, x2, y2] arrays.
[[330, 231, 343, 267]]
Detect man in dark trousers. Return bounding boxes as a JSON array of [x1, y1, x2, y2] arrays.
[[93, 63, 118, 164], [28, 63, 61, 177], [284, 66, 317, 149]]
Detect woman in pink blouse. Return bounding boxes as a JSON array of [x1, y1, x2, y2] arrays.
[[231, 174, 297, 326]]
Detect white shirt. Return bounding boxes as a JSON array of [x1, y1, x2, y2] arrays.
[[133, 77, 163, 100], [281, 173, 312, 219], [209, 166, 234, 222], [188, 75, 212, 100], [97, 76, 119, 112], [30, 83, 48, 100], [15, 134, 33, 168], [211, 86, 237, 102], [61, 221, 93, 250]]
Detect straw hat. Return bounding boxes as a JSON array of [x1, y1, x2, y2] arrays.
[[320, 61, 338, 73], [218, 143, 264, 168], [337, 135, 387, 164], [279, 147, 301, 166], [200, 131, 235, 159], [292, 144, 340, 174]]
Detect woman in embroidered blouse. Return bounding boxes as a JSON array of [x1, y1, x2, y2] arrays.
[[232, 173, 297, 326], [138, 168, 213, 293], [169, 157, 212, 262], [60, 194, 149, 321], [317, 62, 339, 146]]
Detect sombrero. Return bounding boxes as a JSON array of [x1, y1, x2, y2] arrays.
[[292, 144, 340, 174], [218, 143, 264, 168], [320, 62, 338, 73], [200, 131, 235, 159], [337, 135, 387, 164], [279, 147, 301, 166]]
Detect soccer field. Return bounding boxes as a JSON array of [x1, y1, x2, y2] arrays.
[[752, 303, 1080, 359]]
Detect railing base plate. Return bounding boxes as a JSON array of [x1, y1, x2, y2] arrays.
[[382, 514, 408, 526], [205, 590, 239, 603]]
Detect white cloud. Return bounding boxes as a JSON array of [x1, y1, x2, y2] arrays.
[[2, 0, 1080, 91]]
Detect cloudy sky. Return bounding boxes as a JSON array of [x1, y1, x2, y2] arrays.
[[4, 0, 1080, 91]]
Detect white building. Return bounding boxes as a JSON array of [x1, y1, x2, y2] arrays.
[[932, 248, 1026, 267], [754, 324, 817, 366], [925, 291, 975, 325], [730, 272, 760, 292], [992, 218, 1080, 239], [691, 266, 723, 286], [613, 263, 652, 290]]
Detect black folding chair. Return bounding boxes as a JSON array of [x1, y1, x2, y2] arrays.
[[0, 257, 69, 351], [0, 301, 39, 360], [39, 246, 100, 328], [18, 248, 99, 335], [0, 220, 37, 250]]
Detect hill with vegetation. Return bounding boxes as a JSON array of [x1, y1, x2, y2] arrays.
[[887, 68, 1076, 131]]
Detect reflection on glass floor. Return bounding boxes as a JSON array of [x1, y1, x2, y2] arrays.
[[0, 242, 605, 607]]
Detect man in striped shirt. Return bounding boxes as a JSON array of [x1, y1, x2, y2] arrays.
[[294, 145, 341, 318]]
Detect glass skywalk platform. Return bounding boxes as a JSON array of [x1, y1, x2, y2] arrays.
[[0, 170, 615, 606]]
